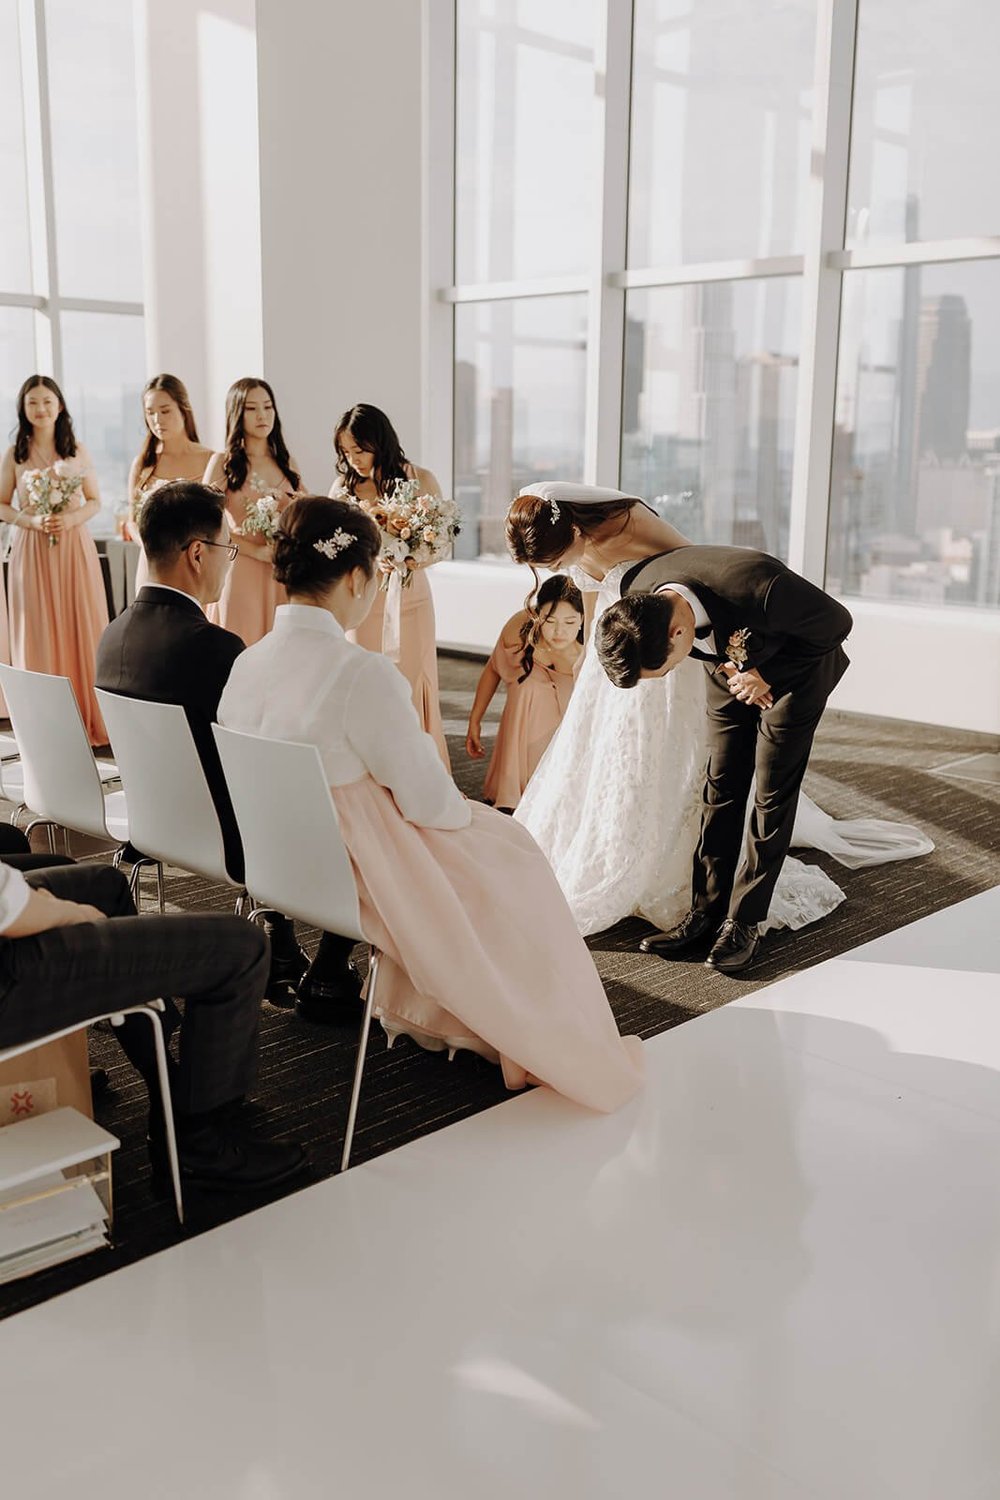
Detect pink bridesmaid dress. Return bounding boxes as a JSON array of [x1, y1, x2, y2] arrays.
[[483, 636, 577, 811], [209, 475, 292, 646], [10, 459, 109, 744], [219, 603, 643, 1112], [348, 571, 451, 768]]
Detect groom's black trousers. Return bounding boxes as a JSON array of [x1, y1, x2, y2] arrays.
[[0, 864, 267, 1117], [692, 646, 849, 927]]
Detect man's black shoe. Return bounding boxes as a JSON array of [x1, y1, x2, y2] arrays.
[[706, 919, 760, 974], [639, 909, 719, 957], [151, 1126, 307, 1194], [295, 961, 364, 1024], [264, 952, 309, 1009]]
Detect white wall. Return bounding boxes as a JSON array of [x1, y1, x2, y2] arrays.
[[254, 0, 424, 492], [134, 0, 262, 449]]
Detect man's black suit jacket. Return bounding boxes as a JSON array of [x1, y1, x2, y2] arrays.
[[620, 545, 853, 683], [95, 586, 246, 881]]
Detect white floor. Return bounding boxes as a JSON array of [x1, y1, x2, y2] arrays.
[[3, 894, 1000, 1500]]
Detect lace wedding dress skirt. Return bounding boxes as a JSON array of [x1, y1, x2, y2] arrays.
[[515, 563, 933, 938]]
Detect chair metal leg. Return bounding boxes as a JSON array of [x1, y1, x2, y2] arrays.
[[9, 802, 27, 828], [340, 947, 381, 1173], [155, 861, 165, 913], [233, 889, 248, 918], [112, 1004, 184, 1226]]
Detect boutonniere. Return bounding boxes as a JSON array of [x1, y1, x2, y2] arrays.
[[726, 627, 752, 669]]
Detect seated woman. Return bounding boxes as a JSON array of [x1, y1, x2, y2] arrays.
[[218, 498, 642, 1113]]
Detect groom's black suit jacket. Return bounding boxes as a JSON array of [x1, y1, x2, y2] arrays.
[[620, 545, 853, 682], [95, 586, 246, 881]]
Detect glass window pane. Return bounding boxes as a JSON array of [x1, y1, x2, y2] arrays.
[[628, 0, 816, 267], [45, 0, 143, 302], [0, 0, 32, 292], [620, 278, 801, 558], [455, 0, 600, 282], [455, 294, 587, 560], [848, 1, 1000, 247], [827, 261, 1000, 610], [59, 311, 146, 537], [0, 306, 37, 407]]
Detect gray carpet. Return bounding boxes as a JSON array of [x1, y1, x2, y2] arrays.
[[1, 655, 997, 1320]]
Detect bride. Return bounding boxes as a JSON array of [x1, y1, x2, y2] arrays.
[[506, 482, 933, 939]]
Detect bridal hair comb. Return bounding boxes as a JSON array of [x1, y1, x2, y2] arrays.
[[548, 497, 561, 524], [313, 529, 355, 559]]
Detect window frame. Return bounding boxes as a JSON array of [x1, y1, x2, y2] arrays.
[[432, 0, 1000, 611]]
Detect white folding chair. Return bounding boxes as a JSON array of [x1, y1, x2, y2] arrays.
[[213, 727, 377, 1171], [0, 666, 130, 862], [0, 1000, 184, 1224], [96, 692, 245, 915]]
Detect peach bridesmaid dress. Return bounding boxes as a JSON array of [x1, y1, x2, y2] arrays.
[[348, 571, 450, 768], [483, 636, 577, 811], [10, 458, 109, 744], [209, 474, 292, 646], [219, 603, 643, 1112]]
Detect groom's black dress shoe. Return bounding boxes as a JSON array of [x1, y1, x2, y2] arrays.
[[639, 909, 719, 956], [706, 920, 760, 974], [296, 961, 364, 1024], [264, 952, 309, 1009]]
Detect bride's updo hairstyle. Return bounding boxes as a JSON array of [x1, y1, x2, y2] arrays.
[[273, 497, 380, 598], [505, 492, 635, 569]]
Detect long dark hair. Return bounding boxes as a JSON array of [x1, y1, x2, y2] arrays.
[[137, 373, 201, 473], [334, 403, 410, 498], [517, 573, 584, 682], [13, 375, 77, 464], [221, 378, 300, 494]]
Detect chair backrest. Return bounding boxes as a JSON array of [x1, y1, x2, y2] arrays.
[[213, 726, 364, 942], [0, 665, 118, 841], [96, 691, 233, 887]]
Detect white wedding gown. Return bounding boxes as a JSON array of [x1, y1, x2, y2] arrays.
[[515, 562, 933, 938]]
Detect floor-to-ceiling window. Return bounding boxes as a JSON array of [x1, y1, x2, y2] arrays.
[[0, 0, 145, 534], [442, 0, 1000, 619]]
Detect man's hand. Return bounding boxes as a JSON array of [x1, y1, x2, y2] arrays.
[[3, 887, 109, 938], [725, 665, 773, 710]]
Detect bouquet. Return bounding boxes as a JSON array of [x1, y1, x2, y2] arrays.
[[241, 493, 284, 542], [370, 477, 461, 590], [22, 466, 85, 548]]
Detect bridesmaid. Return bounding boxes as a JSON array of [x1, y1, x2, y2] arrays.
[[0, 375, 109, 744], [126, 374, 213, 590], [203, 378, 303, 646], [329, 403, 450, 768], [466, 574, 584, 811]]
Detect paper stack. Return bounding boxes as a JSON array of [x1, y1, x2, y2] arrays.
[[0, 1171, 110, 1284]]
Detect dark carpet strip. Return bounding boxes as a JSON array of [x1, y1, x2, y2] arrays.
[[1, 655, 998, 1320]]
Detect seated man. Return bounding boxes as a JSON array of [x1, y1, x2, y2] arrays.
[[95, 481, 361, 1021], [0, 859, 305, 1192]]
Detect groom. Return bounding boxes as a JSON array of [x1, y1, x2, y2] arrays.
[[596, 545, 853, 973]]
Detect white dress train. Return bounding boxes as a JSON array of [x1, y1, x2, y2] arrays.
[[514, 562, 933, 938]]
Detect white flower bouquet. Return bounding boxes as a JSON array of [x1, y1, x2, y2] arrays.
[[368, 477, 460, 590], [22, 465, 85, 547], [241, 493, 284, 542]]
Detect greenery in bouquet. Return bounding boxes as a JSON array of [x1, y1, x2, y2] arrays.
[[22, 466, 85, 548], [241, 493, 284, 542], [370, 477, 461, 588]]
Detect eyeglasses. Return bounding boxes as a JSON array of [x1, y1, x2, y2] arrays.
[[184, 537, 239, 561]]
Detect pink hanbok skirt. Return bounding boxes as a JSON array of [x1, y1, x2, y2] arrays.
[[330, 775, 643, 1113]]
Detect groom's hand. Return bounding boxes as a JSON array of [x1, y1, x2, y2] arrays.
[[725, 666, 773, 710]]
